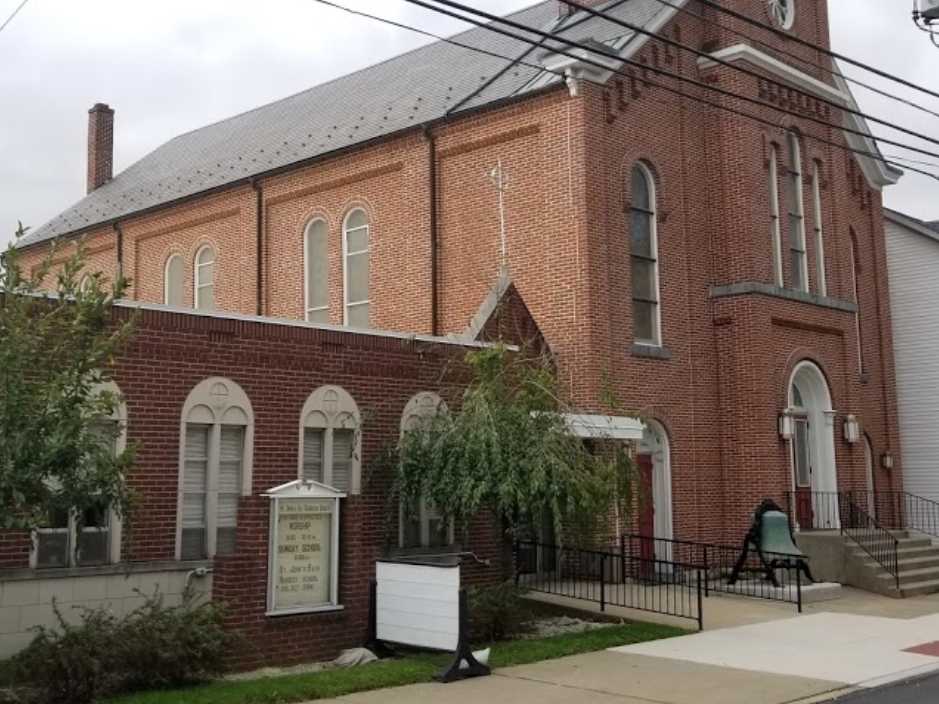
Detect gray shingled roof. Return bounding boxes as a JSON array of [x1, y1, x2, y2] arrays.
[[22, 0, 674, 247]]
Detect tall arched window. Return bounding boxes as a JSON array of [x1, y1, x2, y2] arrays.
[[769, 144, 784, 286], [811, 162, 827, 296], [194, 245, 216, 311], [786, 130, 808, 292], [630, 163, 661, 346], [164, 254, 186, 306], [343, 209, 370, 328], [298, 385, 361, 494], [178, 377, 254, 560], [304, 218, 329, 323], [849, 228, 865, 374], [399, 392, 452, 549]]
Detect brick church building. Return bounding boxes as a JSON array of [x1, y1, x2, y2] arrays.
[[5, 0, 904, 665]]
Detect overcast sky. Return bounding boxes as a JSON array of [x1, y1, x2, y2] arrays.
[[1, 0, 936, 247]]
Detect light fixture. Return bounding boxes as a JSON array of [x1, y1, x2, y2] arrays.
[[778, 409, 795, 440], [913, 1, 939, 48], [843, 415, 860, 444], [881, 452, 895, 470]]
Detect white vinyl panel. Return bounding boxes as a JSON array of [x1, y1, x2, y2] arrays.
[[375, 562, 460, 651]]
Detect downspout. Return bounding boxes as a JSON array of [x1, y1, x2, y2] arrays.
[[424, 125, 439, 336], [252, 179, 263, 316], [113, 222, 124, 282]]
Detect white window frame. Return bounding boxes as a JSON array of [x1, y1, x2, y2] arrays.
[[304, 218, 330, 323], [342, 209, 370, 327], [176, 377, 254, 560], [811, 162, 827, 296], [398, 392, 454, 550], [164, 253, 186, 306], [786, 131, 808, 292], [31, 380, 127, 569], [297, 385, 362, 494], [769, 145, 784, 287], [194, 244, 216, 310], [629, 162, 662, 347]]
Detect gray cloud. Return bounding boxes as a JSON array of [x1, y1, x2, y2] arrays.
[[1, 0, 936, 247]]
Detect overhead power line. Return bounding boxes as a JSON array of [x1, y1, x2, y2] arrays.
[[692, 0, 939, 103], [647, 0, 939, 122], [309, 0, 939, 180], [404, 0, 939, 172], [0, 0, 30, 35], [561, 0, 939, 152]]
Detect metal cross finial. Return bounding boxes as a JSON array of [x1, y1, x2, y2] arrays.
[[487, 160, 510, 267]]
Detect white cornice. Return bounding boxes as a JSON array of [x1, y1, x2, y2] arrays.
[[696, 43, 850, 105]]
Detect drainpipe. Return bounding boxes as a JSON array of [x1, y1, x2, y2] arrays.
[[424, 125, 439, 336], [252, 179, 263, 316], [113, 221, 124, 283]]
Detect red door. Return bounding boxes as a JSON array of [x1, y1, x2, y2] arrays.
[[792, 417, 814, 529], [637, 454, 655, 576]]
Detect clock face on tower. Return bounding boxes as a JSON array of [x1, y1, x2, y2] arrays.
[[767, 0, 795, 29]]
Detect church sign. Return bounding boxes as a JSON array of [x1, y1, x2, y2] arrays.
[[264, 480, 345, 616]]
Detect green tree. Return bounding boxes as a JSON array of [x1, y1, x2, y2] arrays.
[[396, 344, 634, 547], [0, 223, 135, 533]]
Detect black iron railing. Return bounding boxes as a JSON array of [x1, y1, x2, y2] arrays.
[[514, 540, 703, 630], [620, 534, 805, 611], [786, 491, 900, 591], [846, 491, 939, 539]]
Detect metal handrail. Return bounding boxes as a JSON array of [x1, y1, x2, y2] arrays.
[[840, 493, 901, 592]]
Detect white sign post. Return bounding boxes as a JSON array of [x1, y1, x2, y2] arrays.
[[264, 479, 345, 617]]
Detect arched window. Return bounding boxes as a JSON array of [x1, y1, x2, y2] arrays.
[[811, 162, 826, 296], [164, 254, 186, 307], [304, 218, 330, 323], [79, 274, 94, 294], [630, 163, 661, 346], [399, 392, 452, 549], [769, 144, 784, 286], [194, 245, 216, 311], [178, 378, 254, 560], [34, 380, 127, 568], [786, 131, 808, 292], [298, 385, 361, 494], [343, 209, 370, 328], [849, 228, 865, 374]]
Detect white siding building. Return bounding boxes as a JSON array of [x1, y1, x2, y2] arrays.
[[885, 209, 939, 501]]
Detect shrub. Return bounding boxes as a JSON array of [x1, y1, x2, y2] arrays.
[[11, 589, 231, 704], [13, 603, 121, 704], [467, 583, 530, 642], [117, 591, 230, 690]]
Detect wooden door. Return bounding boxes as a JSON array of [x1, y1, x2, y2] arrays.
[[637, 454, 655, 576], [792, 416, 814, 529]]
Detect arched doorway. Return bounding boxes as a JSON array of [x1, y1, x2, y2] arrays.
[[788, 361, 839, 529], [638, 420, 673, 561]]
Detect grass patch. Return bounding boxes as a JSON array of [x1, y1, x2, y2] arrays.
[[106, 621, 686, 704]]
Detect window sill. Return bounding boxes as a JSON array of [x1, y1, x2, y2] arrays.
[[0, 559, 213, 583], [266, 604, 345, 618], [632, 344, 672, 360]]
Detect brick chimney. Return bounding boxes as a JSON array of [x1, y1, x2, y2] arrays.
[[87, 103, 115, 193], [557, 0, 607, 17]]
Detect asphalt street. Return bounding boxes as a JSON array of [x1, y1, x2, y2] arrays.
[[834, 671, 939, 703]]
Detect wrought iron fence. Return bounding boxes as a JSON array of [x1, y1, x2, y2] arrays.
[[620, 534, 805, 610], [514, 540, 703, 630], [847, 490, 939, 539]]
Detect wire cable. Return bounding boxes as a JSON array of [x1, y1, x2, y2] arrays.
[[399, 0, 939, 181], [692, 0, 939, 103], [560, 0, 939, 152], [404, 0, 939, 173], [0, 0, 30, 35], [647, 0, 939, 122]]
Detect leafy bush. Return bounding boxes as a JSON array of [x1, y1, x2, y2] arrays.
[[116, 592, 230, 691], [11, 589, 230, 704], [467, 583, 530, 642]]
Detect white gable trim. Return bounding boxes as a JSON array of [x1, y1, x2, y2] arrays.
[[697, 44, 850, 106]]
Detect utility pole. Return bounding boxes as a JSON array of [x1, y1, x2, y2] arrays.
[[488, 160, 510, 268]]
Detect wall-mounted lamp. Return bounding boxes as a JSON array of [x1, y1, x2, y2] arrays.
[[778, 409, 795, 440], [843, 415, 860, 444], [881, 452, 895, 470]]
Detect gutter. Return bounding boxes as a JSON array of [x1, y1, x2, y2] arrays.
[[252, 179, 263, 316], [424, 125, 439, 336]]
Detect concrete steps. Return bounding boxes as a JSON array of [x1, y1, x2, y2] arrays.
[[848, 534, 939, 597]]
